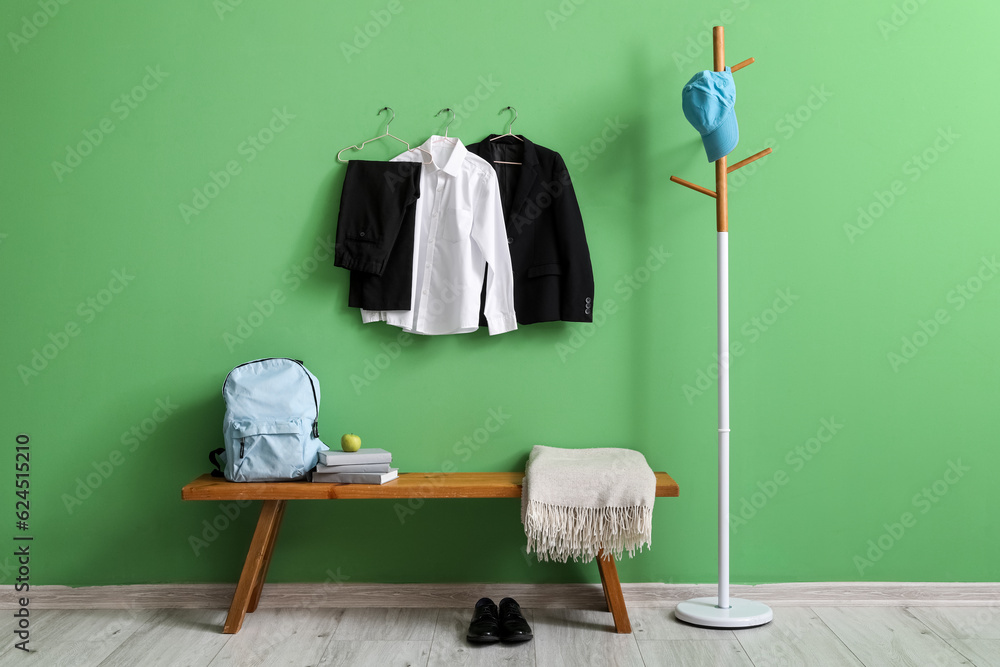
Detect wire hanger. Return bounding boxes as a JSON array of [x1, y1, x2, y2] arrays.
[[337, 107, 432, 164], [491, 106, 524, 143], [490, 106, 523, 165], [433, 108, 457, 144]]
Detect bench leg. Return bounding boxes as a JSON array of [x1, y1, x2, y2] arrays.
[[223, 499, 286, 634], [596, 549, 631, 634], [247, 499, 285, 613]]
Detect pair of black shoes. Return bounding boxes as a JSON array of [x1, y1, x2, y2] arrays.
[[466, 597, 533, 644]]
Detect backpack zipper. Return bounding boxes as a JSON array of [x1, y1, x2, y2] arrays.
[[240, 437, 245, 458], [223, 358, 319, 438], [298, 362, 320, 438], [222, 357, 303, 390]]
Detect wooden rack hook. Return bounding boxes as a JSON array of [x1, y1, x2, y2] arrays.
[[670, 28, 770, 232]]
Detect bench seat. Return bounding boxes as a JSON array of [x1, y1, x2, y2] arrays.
[[181, 471, 679, 634]]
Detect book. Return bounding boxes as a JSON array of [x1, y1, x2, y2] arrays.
[[312, 468, 399, 485], [318, 448, 391, 466], [315, 462, 391, 474]]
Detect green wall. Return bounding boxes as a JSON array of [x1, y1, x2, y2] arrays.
[[2, 0, 998, 588]]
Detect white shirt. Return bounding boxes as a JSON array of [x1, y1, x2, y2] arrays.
[[361, 137, 517, 336]]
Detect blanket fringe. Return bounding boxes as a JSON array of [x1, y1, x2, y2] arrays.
[[523, 500, 652, 563]]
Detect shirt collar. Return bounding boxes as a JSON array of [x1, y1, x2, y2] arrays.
[[419, 136, 467, 176]]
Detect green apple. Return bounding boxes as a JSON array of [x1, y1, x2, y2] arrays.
[[341, 433, 361, 452]]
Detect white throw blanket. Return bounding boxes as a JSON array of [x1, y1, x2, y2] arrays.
[[521, 445, 656, 563]]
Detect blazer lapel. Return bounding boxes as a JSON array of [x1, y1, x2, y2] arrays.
[[472, 135, 540, 222], [507, 136, 539, 221]]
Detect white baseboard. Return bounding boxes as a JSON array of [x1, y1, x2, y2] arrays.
[[3, 582, 999, 610]]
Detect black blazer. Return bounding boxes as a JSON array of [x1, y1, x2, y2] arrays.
[[468, 135, 594, 324]]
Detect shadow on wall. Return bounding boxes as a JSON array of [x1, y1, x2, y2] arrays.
[[54, 389, 231, 584], [625, 49, 656, 451], [266, 165, 350, 310]]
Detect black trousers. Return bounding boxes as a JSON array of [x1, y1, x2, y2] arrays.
[[334, 160, 421, 310]]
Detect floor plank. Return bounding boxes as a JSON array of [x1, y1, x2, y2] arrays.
[[816, 607, 974, 666], [908, 607, 1000, 640], [630, 608, 737, 641], [946, 639, 1000, 667], [734, 606, 865, 666], [530, 608, 628, 641], [317, 640, 431, 667], [637, 639, 754, 667], [97, 608, 231, 667], [206, 608, 343, 666], [0, 609, 153, 667], [331, 608, 439, 641], [530, 609, 643, 667], [426, 608, 535, 666]]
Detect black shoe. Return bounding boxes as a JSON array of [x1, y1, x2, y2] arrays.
[[466, 597, 500, 644], [498, 597, 533, 643]]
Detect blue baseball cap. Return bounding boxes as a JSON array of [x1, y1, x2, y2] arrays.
[[682, 67, 738, 162]]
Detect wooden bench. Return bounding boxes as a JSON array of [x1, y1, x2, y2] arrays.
[[181, 471, 679, 635]]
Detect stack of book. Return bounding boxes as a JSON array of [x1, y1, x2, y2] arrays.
[[312, 448, 397, 484]]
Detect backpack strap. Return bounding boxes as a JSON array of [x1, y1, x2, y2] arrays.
[[209, 448, 226, 478], [292, 359, 320, 439]]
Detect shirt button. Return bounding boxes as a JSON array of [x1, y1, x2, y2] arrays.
[[507, 237, 513, 244], [359, 231, 366, 237]]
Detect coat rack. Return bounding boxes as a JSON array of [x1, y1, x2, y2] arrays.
[[671, 26, 774, 629]]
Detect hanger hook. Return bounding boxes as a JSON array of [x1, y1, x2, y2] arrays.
[[499, 106, 518, 134], [435, 108, 455, 137], [378, 106, 394, 130]]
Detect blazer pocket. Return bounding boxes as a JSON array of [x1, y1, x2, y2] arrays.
[[527, 263, 562, 278]]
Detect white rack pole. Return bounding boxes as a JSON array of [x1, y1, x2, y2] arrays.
[[717, 230, 731, 610]]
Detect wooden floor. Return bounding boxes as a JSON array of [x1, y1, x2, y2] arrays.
[[2, 605, 998, 666]]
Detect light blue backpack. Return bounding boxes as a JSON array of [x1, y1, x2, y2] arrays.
[[211, 358, 328, 482]]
